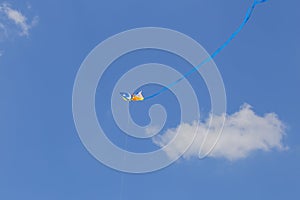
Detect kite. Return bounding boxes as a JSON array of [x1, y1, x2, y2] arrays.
[[120, 0, 268, 102], [120, 91, 144, 102]]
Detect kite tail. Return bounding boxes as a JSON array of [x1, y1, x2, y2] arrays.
[[143, 0, 268, 101]]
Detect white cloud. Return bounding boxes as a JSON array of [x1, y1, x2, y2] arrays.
[[153, 104, 287, 161], [0, 2, 38, 37], [0, 22, 7, 41]]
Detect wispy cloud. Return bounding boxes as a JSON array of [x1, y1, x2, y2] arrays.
[[0, 2, 38, 37], [153, 104, 287, 161]]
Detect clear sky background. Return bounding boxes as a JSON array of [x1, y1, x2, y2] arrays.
[[1, 0, 299, 199]]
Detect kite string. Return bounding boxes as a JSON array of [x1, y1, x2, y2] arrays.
[[144, 0, 268, 101], [119, 117, 129, 200]]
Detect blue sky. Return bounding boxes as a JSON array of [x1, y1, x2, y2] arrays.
[[1, 0, 299, 199]]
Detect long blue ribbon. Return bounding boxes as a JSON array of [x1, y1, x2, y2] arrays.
[[143, 0, 268, 100]]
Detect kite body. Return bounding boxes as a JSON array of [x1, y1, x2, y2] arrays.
[[120, 91, 144, 102]]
